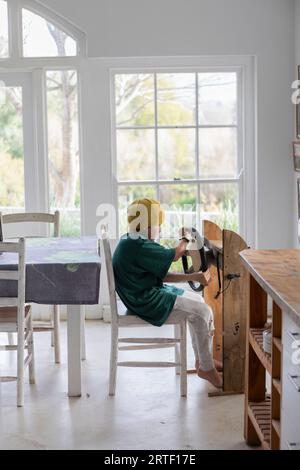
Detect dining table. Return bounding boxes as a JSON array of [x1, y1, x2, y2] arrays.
[[0, 236, 101, 397]]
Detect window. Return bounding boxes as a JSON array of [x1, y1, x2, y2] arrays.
[[0, 1, 86, 236], [0, 0, 9, 58], [46, 70, 80, 236], [0, 84, 25, 212], [114, 71, 240, 238], [22, 8, 77, 57]]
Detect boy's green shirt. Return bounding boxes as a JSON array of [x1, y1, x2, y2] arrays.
[[112, 234, 184, 326]]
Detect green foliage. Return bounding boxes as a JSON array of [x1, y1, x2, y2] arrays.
[[0, 99, 23, 159], [58, 210, 81, 237]]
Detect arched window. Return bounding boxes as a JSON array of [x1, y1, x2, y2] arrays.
[[22, 8, 77, 57], [0, 0, 86, 59], [0, 0, 86, 236], [0, 0, 9, 58]]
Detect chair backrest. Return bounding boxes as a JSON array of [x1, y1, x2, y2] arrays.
[[0, 238, 26, 329], [100, 229, 119, 325], [0, 211, 60, 239]]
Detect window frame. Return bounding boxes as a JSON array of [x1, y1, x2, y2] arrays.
[[1, 0, 87, 61], [0, 0, 86, 236], [111, 63, 249, 242]]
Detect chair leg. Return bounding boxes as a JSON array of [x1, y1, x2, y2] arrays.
[[8, 333, 15, 346], [17, 323, 25, 407], [81, 307, 86, 361], [53, 305, 61, 364], [50, 308, 54, 347], [180, 321, 187, 397], [28, 313, 36, 385], [109, 325, 118, 396], [174, 325, 180, 375]]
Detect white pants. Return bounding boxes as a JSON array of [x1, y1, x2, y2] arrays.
[[169, 291, 215, 371]]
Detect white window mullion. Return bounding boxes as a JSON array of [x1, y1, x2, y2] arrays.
[[237, 67, 245, 239], [32, 69, 49, 214], [7, 0, 22, 59], [154, 73, 159, 193], [195, 72, 202, 233]]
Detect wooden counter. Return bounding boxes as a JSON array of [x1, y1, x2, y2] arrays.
[[240, 249, 300, 325], [240, 248, 300, 450]]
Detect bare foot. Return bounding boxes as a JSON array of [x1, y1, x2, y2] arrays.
[[195, 359, 223, 373], [197, 367, 223, 389], [214, 359, 223, 372]]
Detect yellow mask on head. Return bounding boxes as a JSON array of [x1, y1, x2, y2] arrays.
[[127, 198, 165, 233]]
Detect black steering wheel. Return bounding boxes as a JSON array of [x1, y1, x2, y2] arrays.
[[181, 228, 208, 292]]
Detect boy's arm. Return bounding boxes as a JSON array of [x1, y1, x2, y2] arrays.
[[173, 238, 189, 261], [164, 270, 211, 286]]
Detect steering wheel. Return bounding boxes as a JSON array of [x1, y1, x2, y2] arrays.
[[180, 227, 208, 292]]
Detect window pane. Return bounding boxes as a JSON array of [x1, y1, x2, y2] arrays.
[[23, 9, 77, 57], [199, 128, 237, 178], [117, 129, 156, 181], [46, 71, 80, 236], [159, 184, 197, 240], [157, 73, 196, 126], [115, 74, 154, 127], [0, 0, 8, 58], [119, 185, 156, 235], [158, 128, 196, 180], [200, 183, 239, 231], [0, 86, 25, 211], [198, 73, 237, 125]]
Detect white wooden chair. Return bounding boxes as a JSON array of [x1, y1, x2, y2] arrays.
[[100, 230, 187, 397], [0, 238, 35, 407], [0, 212, 61, 364]]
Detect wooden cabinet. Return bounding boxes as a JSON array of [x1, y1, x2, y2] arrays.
[[240, 249, 300, 450]]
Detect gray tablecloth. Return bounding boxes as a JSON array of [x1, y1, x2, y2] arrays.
[[0, 237, 101, 305]]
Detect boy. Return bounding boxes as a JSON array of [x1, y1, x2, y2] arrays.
[[112, 198, 222, 388]]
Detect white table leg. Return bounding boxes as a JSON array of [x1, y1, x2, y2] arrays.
[[81, 306, 86, 361], [67, 305, 82, 397]]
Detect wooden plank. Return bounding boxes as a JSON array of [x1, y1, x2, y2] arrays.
[[248, 400, 271, 449], [2, 212, 55, 224], [240, 249, 300, 324], [222, 229, 248, 393], [244, 273, 267, 444], [272, 419, 280, 436], [203, 220, 223, 364], [271, 302, 282, 450], [0, 271, 18, 280], [250, 276, 268, 328], [273, 378, 281, 395], [249, 329, 272, 374]]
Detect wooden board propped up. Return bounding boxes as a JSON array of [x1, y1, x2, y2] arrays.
[[203, 220, 249, 397]]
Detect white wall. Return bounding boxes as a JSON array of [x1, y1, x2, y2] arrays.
[[294, 0, 300, 248], [39, 0, 295, 249]]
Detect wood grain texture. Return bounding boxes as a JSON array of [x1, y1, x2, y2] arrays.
[[223, 229, 248, 393], [240, 250, 300, 324], [203, 220, 223, 363]]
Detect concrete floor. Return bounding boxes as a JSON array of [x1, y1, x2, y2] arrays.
[[0, 321, 250, 450]]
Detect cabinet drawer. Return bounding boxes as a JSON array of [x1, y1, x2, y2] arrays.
[[281, 410, 300, 450], [282, 351, 300, 429], [283, 314, 300, 361]]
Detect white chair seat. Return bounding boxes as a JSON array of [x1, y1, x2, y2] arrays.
[[118, 305, 183, 327]]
